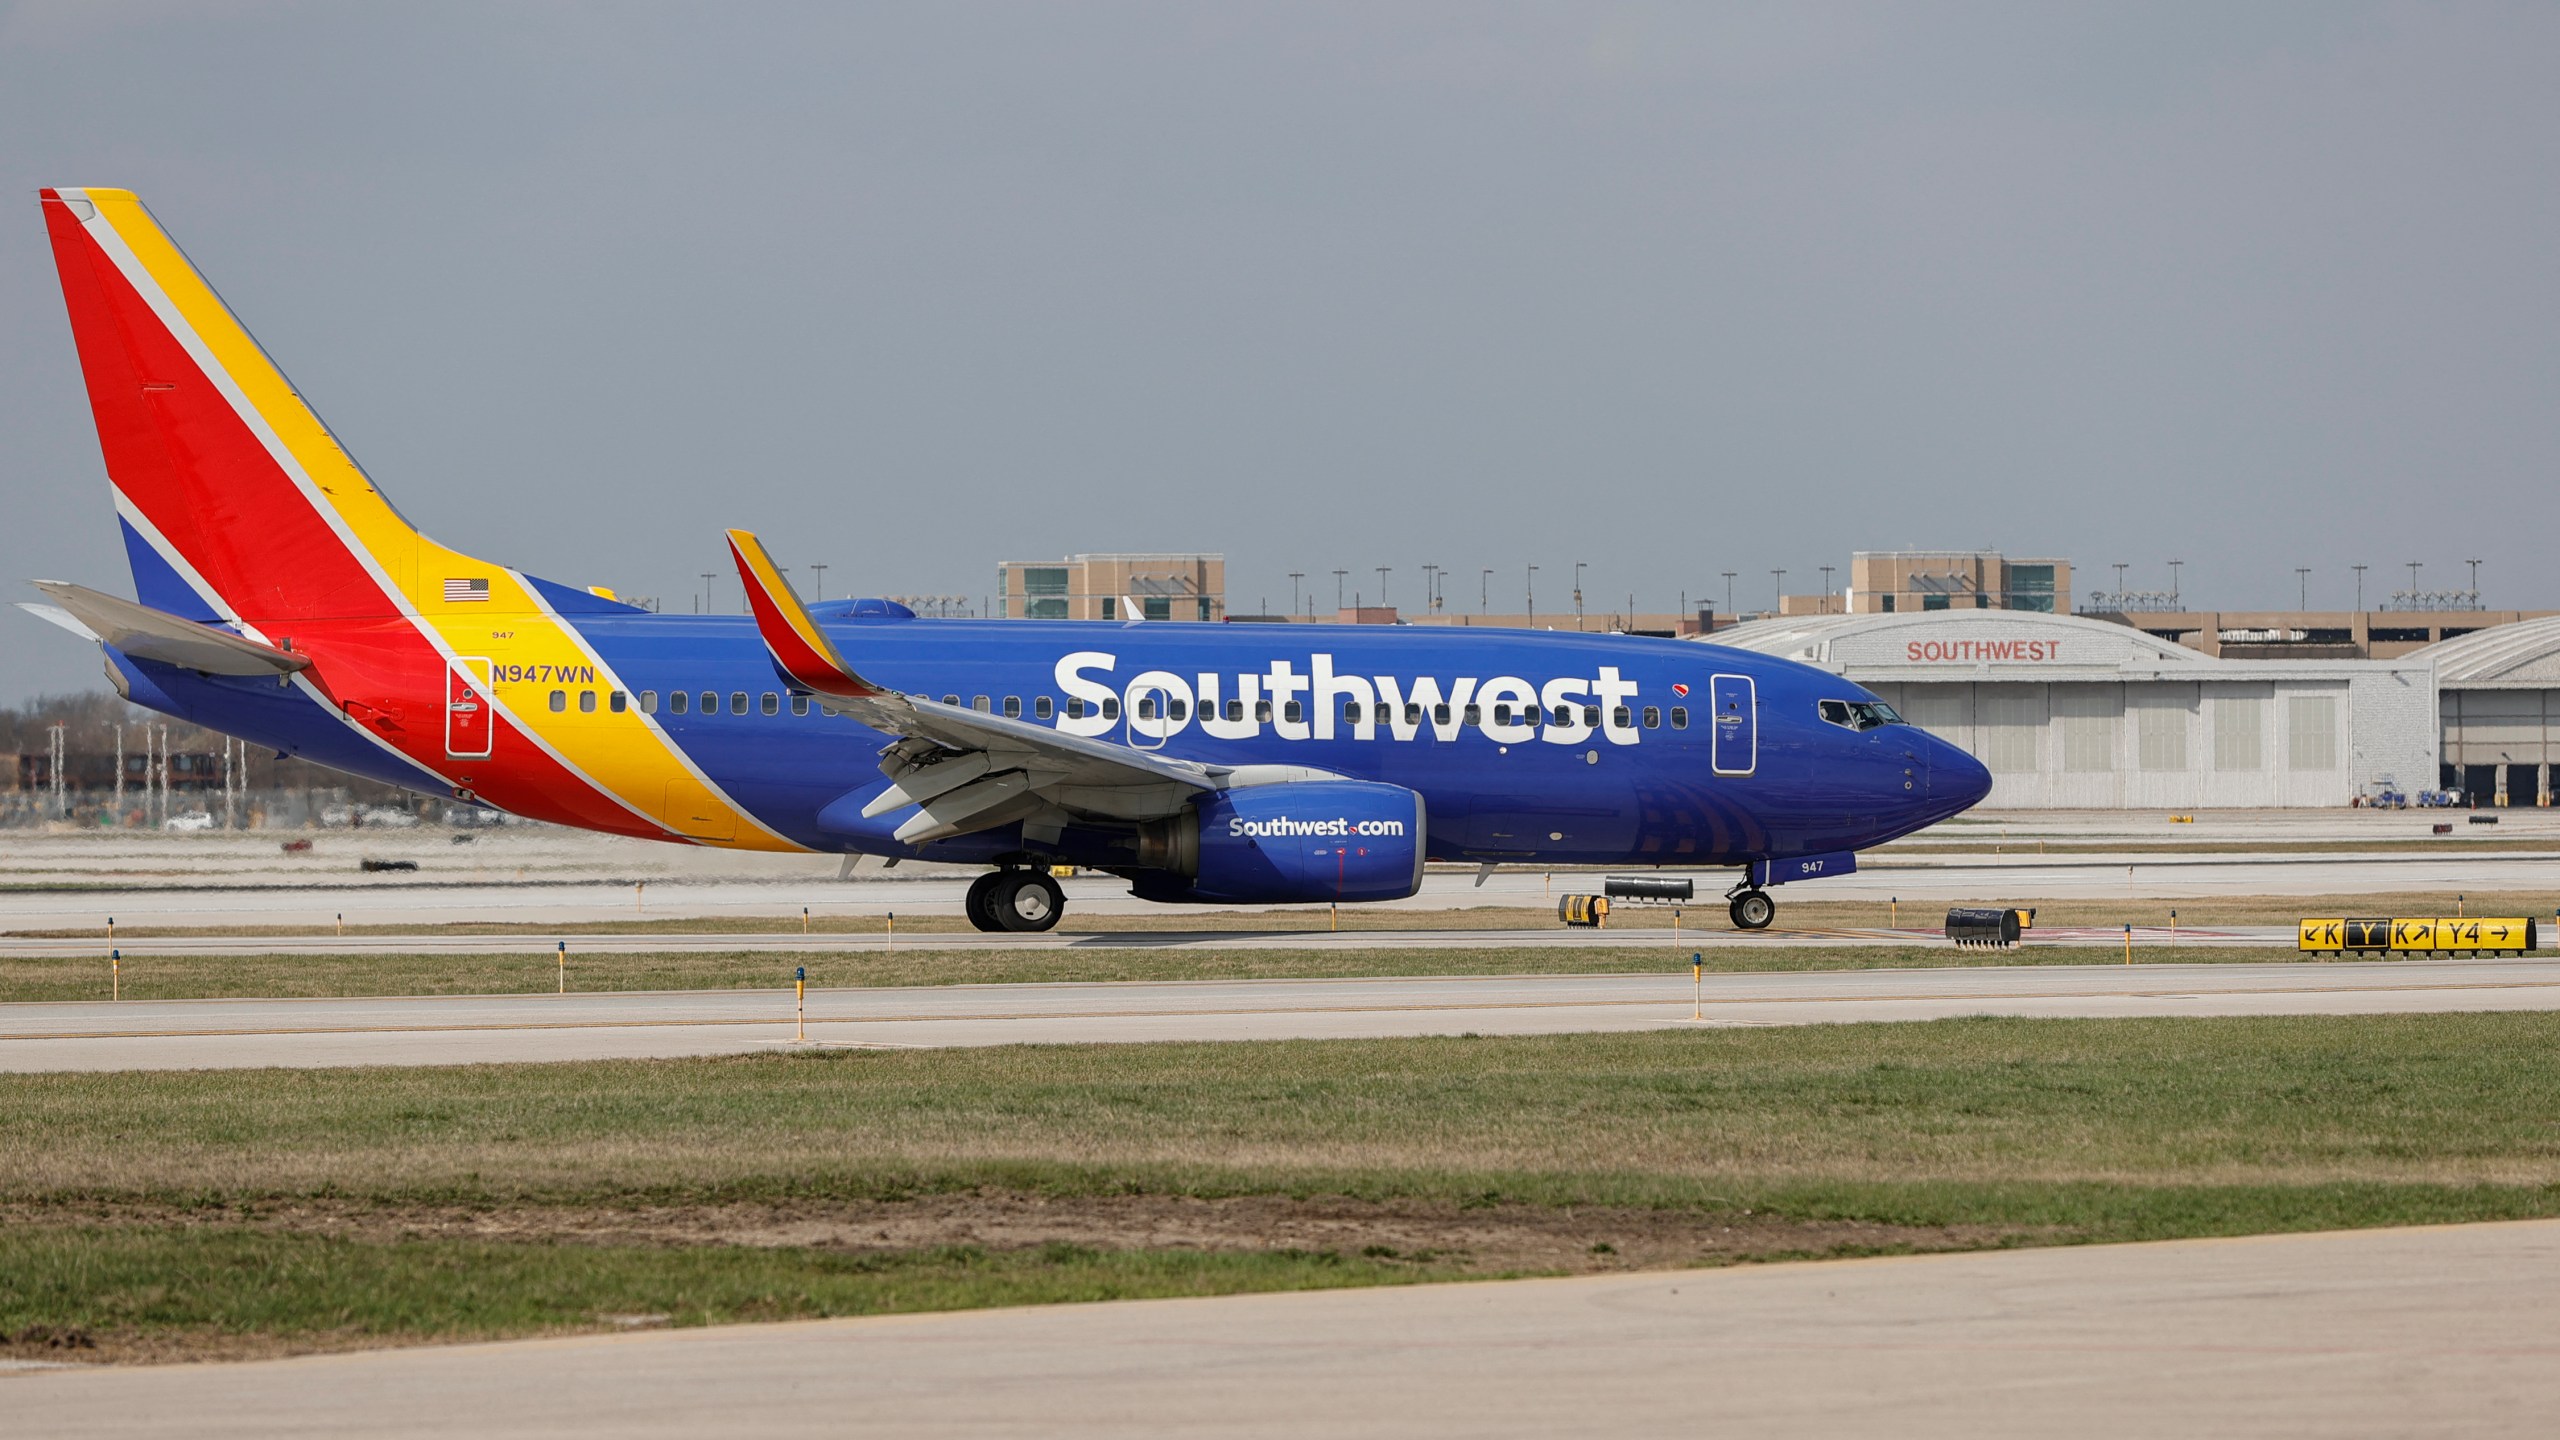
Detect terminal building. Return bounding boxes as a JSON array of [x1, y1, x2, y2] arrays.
[[1705, 609, 2436, 809], [994, 553, 1225, 622]]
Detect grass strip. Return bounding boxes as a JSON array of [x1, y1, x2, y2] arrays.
[[10, 1013, 2560, 1359], [0, 942, 2313, 1003], [0, 1229, 1443, 1362]]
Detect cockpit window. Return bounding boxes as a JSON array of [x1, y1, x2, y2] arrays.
[[1819, 699, 1904, 731]]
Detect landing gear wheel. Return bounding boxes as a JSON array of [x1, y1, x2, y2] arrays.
[[1729, 889, 1775, 931], [964, 872, 1007, 932], [990, 870, 1065, 933]]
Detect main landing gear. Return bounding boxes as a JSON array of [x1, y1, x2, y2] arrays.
[[965, 867, 1066, 933], [1725, 882, 1775, 931]]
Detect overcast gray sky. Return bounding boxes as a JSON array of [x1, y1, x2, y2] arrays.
[[4, 2, 2555, 701]]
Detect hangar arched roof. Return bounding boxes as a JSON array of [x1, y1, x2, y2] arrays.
[[2408, 615, 2560, 688], [1700, 607, 2202, 669]]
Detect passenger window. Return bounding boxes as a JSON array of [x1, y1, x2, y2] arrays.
[[1035, 696, 1054, 720], [1003, 696, 1022, 719], [1551, 706, 1573, 727], [1066, 697, 1086, 720], [1137, 695, 1158, 720], [791, 695, 810, 717], [761, 692, 780, 716], [548, 690, 566, 712], [1463, 704, 1481, 725], [1284, 701, 1304, 723], [1168, 698, 1186, 722], [1432, 703, 1451, 725], [609, 690, 628, 714], [1404, 703, 1422, 725], [1102, 697, 1121, 721], [700, 691, 716, 714], [669, 690, 688, 715], [1375, 702, 1392, 725], [1610, 705, 1630, 729], [580, 690, 597, 714], [973, 695, 991, 713], [1492, 703, 1511, 725], [1583, 705, 1600, 728], [1256, 700, 1274, 723], [1225, 699, 1244, 722], [1642, 706, 1660, 729], [1670, 706, 1688, 729], [943, 694, 960, 707], [640, 690, 659, 714], [730, 691, 749, 715], [1342, 701, 1360, 723]]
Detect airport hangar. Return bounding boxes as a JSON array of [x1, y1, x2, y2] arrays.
[[1703, 608, 2437, 809]]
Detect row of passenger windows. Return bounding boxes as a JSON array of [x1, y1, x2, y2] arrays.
[[543, 687, 1693, 733]]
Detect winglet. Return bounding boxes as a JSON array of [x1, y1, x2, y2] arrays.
[[725, 530, 885, 699]]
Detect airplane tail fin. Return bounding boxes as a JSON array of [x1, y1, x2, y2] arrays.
[[41, 187, 453, 626]]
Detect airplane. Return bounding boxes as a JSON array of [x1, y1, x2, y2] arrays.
[[20, 187, 1993, 933]]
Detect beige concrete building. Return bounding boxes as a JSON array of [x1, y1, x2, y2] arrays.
[[1849, 551, 2070, 615], [996, 554, 1224, 622]]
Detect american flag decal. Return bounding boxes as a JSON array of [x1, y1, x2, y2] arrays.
[[443, 577, 490, 603]]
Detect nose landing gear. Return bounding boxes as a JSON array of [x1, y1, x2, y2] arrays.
[[1725, 882, 1775, 931], [965, 868, 1066, 933]]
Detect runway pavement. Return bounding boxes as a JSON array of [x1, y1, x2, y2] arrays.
[[6, 957, 2558, 1071], [5, 829, 2556, 932], [0, 920, 2299, 957], [10, 1219, 2556, 1437]]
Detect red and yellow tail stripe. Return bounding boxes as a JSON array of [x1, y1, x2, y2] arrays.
[[43, 187, 799, 850], [727, 530, 882, 701]]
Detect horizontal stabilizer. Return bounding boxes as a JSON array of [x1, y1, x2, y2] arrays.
[[24, 581, 311, 676]]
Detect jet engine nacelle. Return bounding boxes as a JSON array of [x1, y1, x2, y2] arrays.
[[1133, 780, 1426, 904]]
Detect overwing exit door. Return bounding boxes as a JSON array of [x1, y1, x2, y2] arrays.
[[447, 659, 494, 759], [1710, 673, 1755, 776]]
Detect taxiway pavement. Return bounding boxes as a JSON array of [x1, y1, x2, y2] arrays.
[[9, 1219, 2556, 1438], [6, 957, 2557, 1071]]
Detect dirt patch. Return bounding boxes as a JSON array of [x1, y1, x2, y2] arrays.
[[6, 1192, 2023, 1278]]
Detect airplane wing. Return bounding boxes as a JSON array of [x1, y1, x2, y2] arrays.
[[22, 580, 312, 677], [726, 531, 1313, 844]]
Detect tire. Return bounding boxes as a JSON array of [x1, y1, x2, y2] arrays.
[[991, 870, 1066, 933], [963, 871, 1006, 932], [1729, 890, 1775, 931]]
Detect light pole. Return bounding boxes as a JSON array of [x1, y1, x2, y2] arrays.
[[1333, 569, 1348, 612], [2352, 563, 2368, 611], [809, 563, 827, 602], [1422, 564, 1438, 614], [2166, 559, 2184, 607], [1481, 568, 1492, 614], [1772, 568, 1786, 613], [1573, 562, 1587, 627], [2296, 567, 2311, 609], [700, 572, 717, 614], [2406, 561, 2422, 600], [1819, 564, 1836, 613], [1721, 571, 1736, 616], [1375, 567, 1390, 608], [2467, 558, 2483, 603], [2113, 562, 2129, 596], [1288, 572, 1304, 617], [1526, 565, 1538, 625]]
